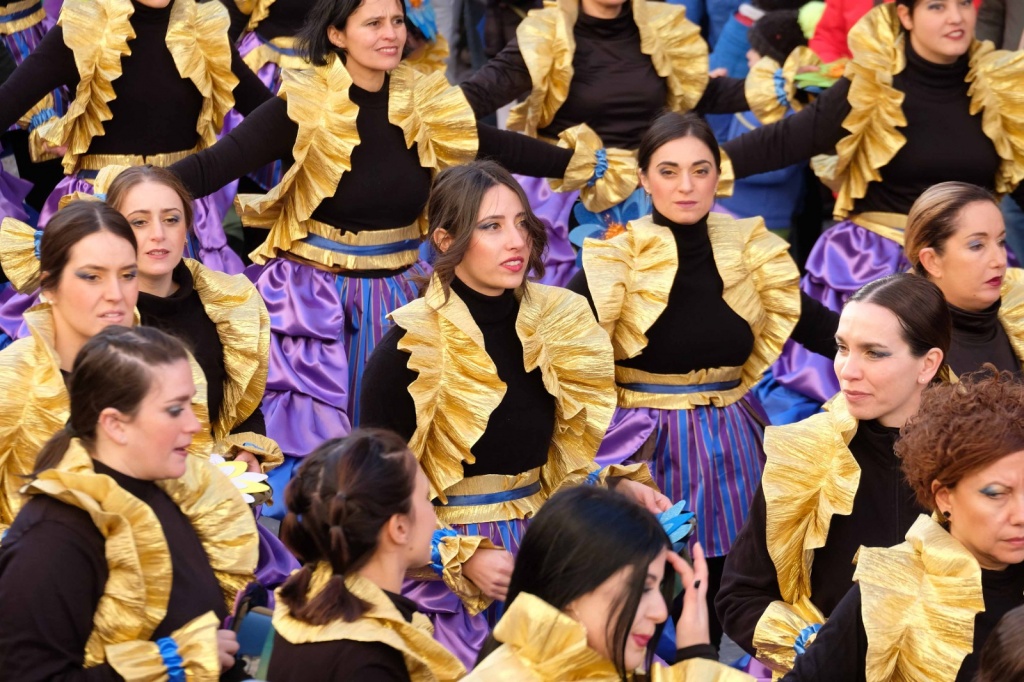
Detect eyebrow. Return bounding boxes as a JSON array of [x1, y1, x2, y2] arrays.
[[656, 160, 713, 169], [478, 212, 527, 222]]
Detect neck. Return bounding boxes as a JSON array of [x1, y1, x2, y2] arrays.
[[580, 0, 623, 20], [346, 61, 387, 93], [356, 552, 406, 595], [878, 392, 922, 429], [52, 324, 88, 373], [91, 441, 144, 481], [139, 271, 177, 298], [907, 33, 962, 66]]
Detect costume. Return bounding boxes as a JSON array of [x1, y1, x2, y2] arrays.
[[716, 395, 925, 676], [360, 275, 653, 667], [725, 4, 1024, 414], [784, 515, 1024, 682], [0, 440, 259, 680], [466, 592, 754, 681], [460, 0, 750, 285], [268, 564, 465, 682], [0, 0, 275, 273]]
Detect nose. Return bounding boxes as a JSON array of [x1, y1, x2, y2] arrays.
[[183, 403, 202, 435], [508, 222, 528, 251], [993, 244, 1007, 269], [650, 591, 669, 625], [381, 20, 398, 40], [678, 171, 694, 194], [104, 275, 125, 302], [837, 353, 861, 382], [151, 220, 166, 242], [948, 3, 965, 23]]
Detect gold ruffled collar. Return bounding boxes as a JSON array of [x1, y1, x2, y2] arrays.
[[388, 277, 615, 502], [273, 563, 465, 682], [855, 514, 985, 681], [38, 0, 238, 174], [233, 0, 275, 33], [506, 0, 708, 139], [23, 440, 258, 667], [405, 35, 452, 77], [998, 267, 1024, 368], [239, 57, 477, 264], [834, 4, 1024, 218]]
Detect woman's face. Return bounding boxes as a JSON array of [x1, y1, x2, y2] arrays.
[[47, 231, 138, 356], [135, 0, 172, 7], [328, 0, 406, 88], [443, 184, 531, 296], [567, 548, 669, 672], [919, 201, 1007, 312], [114, 359, 201, 481], [834, 301, 942, 428], [937, 450, 1024, 571], [117, 181, 188, 292], [897, 0, 975, 65], [404, 462, 437, 568], [639, 136, 718, 226]]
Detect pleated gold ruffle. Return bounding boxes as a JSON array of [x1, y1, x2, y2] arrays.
[[549, 123, 639, 213], [406, 35, 452, 77], [215, 433, 285, 475], [273, 563, 466, 682], [999, 268, 1024, 365], [389, 277, 615, 505], [435, 469, 546, 526], [745, 47, 822, 126], [633, 0, 708, 114], [185, 259, 270, 441], [435, 532, 499, 616], [0, 0, 46, 34], [753, 598, 826, 676], [967, 42, 1024, 199], [717, 147, 735, 197], [0, 217, 42, 292], [23, 441, 258, 667], [465, 592, 754, 681], [242, 0, 275, 32], [105, 611, 221, 681], [855, 515, 984, 682], [242, 36, 310, 74]]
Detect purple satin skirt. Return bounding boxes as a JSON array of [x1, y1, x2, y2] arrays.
[[513, 175, 578, 287], [255, 517, 299, 590], [595, 398, 767, 558], [0, 166, 32, 222], [404, 517, 529, 670], [772, 219, 909, 404], [38, 172, 243, 274]]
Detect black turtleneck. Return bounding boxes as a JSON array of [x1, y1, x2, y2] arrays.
[[222, 0, 312, 42], [360, 278, 556, 477], [0, 0, 271, 156], [723, 41, 1024, 213], [0, 461, 229, 681], [460, 4, 748, 150], [717, 419, 926, 656], [784, 557, 1024, 682], [947, 300, 1020, 377]]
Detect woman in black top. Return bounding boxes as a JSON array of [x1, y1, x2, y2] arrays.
[[0, 325, 259, 681]]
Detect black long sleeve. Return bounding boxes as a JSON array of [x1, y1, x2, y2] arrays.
[[0, 27, 77, 133], [459, 36, 533, 118], [476, 123, 573, 180], [359, 324, 419, 443], [220, 0, 251, 44], [693, 76, 749, 115], [791, 292, 839, 359], [782, 584, 865, 682], [229, 46, 275, 115]]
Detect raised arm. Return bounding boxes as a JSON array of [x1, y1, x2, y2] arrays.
[[791, 292, 840, 359], [0, 27, 77, 132], [694, 76, 749, 115], [475, 123, 574, 179], [229, 47, 275, 115], [459, 37, 533, 119]]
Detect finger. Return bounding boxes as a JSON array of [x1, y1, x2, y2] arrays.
[[665, 551, 689, 577], [655, 492, 672, 512], [692, 543, 708, 594]]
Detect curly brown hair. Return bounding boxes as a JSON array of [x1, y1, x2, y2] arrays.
[[896, 369, 1024, 512]]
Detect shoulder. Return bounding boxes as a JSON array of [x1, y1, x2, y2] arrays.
[[2, 495, 105, 560]]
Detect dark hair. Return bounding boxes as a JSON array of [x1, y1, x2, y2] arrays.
[[277, 429, 419, 624], [298, 0, 405, 65], [478, 486, 673, 681], [897, 369, 1024, 513], [976, 604, 1024, 682], [425, 160, 547, 301], [38, 201, 137, 293], [904, 181, 1000, 276], [846, 274, 951, 366], [637, 111, 721, 174], [105, 165, 195, 234], [32, 325, 191, 474]]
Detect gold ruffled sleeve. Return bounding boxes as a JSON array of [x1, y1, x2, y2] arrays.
[[214, 433, 284, 474], [166, 0, 238, 150], [436, 532, 499, 616], [104, 611, 221, 682], [390, 279, 506, 501], [35, 0, 136, 175], [832, 4, 907, 219], [581, 216, 677, 361], [597, 462, 658, 489], [185, 260, 270, 440], [405, 35, 452, 77], [652, 659, 755, 682], [506, 0, 575, 137], [967, 42, 1024, 197], [0, 217, 42, 293], [517, 284, 616, 494], [243, 0, 275, 32], [549, 124, 639, 213], [745, 47, 822, 125], [388, 62, 479, 171], [717, 147, 734, 198], [633, 0, 708, 114], [998, 268, 1024, 365], [855, 515, 985, 681]]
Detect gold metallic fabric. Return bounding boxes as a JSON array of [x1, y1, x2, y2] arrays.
[[435, 532, 500, 615], [242, 35, 309, 73], [436, 468, 544, 526], [23, 441, 258, 669], [717, 147, 734, 197], [855, 515, 984, 681], [105, 611, 221, 681], [849, 212, 907, 246], [583, 213, 799, 410], [998, 268, 1024, 368], [0, 217, 42, 292], [966, 42, 1024, 199], [273, 563, 466, 682], [550, 124, 639, 213], [76, 146, 199, 172], [38, 0, 236, 175], [508, 0, 707, 137], [406, 35, 452, 77], [215, 433, 284, 475], [241, 0, 274, 32], [745, 47, 821, 125], [0, 0, 45, 33]]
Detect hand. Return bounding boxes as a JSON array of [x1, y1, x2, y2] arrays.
[[709, 67, 729, 78], [233, 451, 262, 473], [462, 548, 514, 602], [44, 144, 67, 156], [216, 629, 240, 672], [669, 543, 710, 649], [613, 478, 672, 514]]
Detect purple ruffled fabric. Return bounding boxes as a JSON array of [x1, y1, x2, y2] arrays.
[[513, 175, 578, 287]]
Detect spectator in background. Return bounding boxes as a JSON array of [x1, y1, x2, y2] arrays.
[[710, 0, 817, 78], [977, 0, 1024, 49]]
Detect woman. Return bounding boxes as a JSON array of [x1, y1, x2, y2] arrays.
[[716, 274, 949, 676], [105, 164, 298, 587], [904, 181, 1023, 376], [170, 0, 621, 507], [467, 486, 752, 681], [268, 429, 466, 682], [459, 0, 752, 285], [360, 160, 666, 667], [785, 370, 1024, 681], [0, 0, 275, 273], [724, 0, 1024, 411], [566, 111, 838, 648], [975, 605, 1024, 682], [0, 325, 259, 681]]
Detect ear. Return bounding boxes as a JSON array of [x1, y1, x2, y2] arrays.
[[917, 247, 943, 280], [918, 348, 944, 384], [932, 480, 951, 515], [384, 513, 411, 547], [327, 25, 346, 50], [638, 168, 650, 194], [896, 3, 914, 32], [97, 407, 129, 446], [432, 228, 452, 254]]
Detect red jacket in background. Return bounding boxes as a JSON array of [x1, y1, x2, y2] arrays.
[[809, 0, 984, 62]]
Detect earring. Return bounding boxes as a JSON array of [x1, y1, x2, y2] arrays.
[[943, 510, 951, 520]]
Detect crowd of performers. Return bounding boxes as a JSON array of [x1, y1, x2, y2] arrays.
[[0, 0, 1022, 679]]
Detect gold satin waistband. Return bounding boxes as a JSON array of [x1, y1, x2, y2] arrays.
[[849, 212, 908, 246], [435, 468, 544, 526], [242, 35, 309, 72], [614, 365, 747, 410], [281, 219, 424, 273], [76, 147, 199, 173], [0, 0, 46, 34]]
